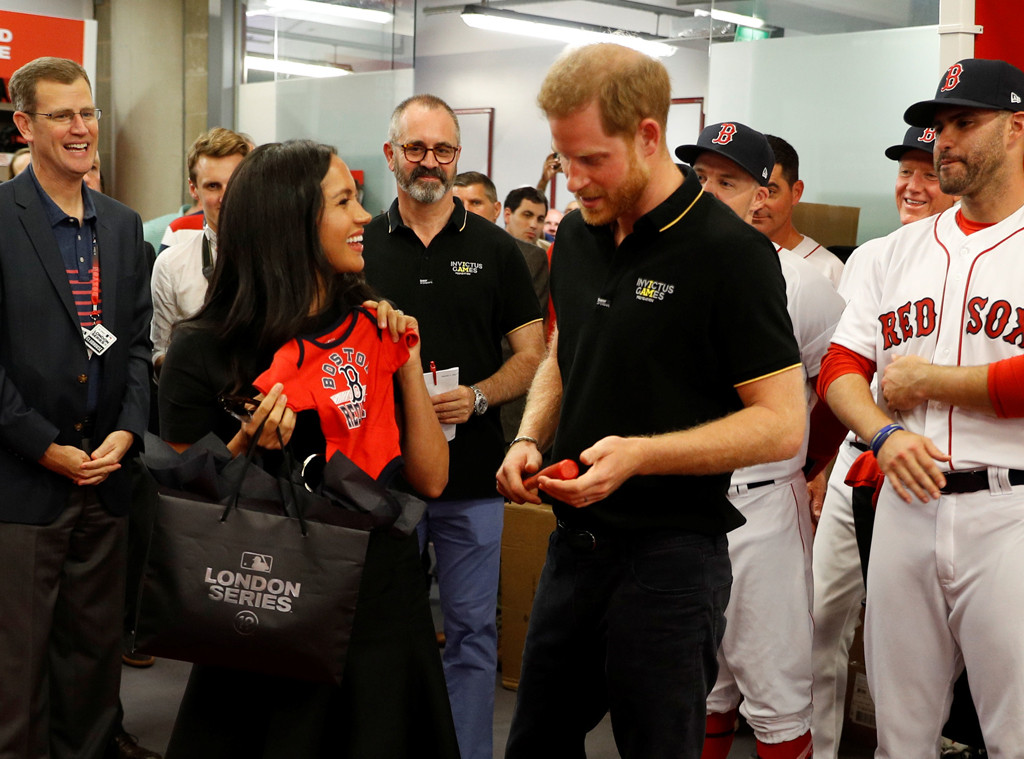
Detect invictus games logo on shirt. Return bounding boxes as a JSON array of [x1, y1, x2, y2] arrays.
[[320, 348, 368, 429], [451, 260, 483, 276], [635, 277, 675, 303]]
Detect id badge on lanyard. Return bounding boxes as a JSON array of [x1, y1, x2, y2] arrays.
[[82, 232, 117, 357]]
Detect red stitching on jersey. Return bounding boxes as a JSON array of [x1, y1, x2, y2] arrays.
[[949, 218, 1024, 458], [930, 212, 955, 457], [930, 213, 953, 348], [802, 244, 821, 260]]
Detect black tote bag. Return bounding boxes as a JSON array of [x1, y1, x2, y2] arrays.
[[132, 432, 372, 685]]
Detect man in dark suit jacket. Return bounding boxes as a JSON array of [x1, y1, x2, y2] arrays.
[[0, 57, 152, 759]]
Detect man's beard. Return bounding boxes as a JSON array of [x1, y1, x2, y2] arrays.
[[395, 163, 454, 204], [937, 122, 1005, 197], [577, 151, 649, 227]]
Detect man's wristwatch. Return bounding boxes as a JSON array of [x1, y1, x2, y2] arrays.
[[470, 384, 488, 416]]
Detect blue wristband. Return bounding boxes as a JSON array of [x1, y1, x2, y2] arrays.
[[870, 423, 905, 457]]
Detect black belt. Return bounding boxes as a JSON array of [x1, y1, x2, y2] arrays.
[[850, 440, 870, 453], [939, 469, 1024, 494], [728, 479, 776, 496], [556, 520, 611, 552]]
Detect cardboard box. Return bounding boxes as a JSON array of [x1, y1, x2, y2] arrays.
[[499, 501, 556, 690], [792, 202, 860, 248], [841, 608, 878, 750]]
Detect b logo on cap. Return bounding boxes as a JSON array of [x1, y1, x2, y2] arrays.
[[711, 124, 737, 145], [940, 63, 963, 93], [919, 128, 936, 143]]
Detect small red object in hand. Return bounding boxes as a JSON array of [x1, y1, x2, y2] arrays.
[[522, 459, 579, 490]]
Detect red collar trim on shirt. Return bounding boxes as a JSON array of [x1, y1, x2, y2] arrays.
[[956, 208, 996, 235]]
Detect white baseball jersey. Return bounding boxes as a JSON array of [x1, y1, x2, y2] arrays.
[[730, 249, 845, 487], [788, 235, 844, 289], [810, 236, 887, 759], [831, 204, 1024, 471], [717, 248, 844, 745]]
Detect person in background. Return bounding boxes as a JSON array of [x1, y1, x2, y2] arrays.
[[8, 145, 32, 179], [753, 134, 845, 287], [453, 170, 502, 222], [535, 150, 561, 195], [363, 95, 544, 759], [679, 120, 845, 759], [454, 172, 549, 444], [149, 127, 250, 370], [503, 185, 548, 248], [84, 152, 103, 193], [811, 124, 962, 759], [542, 207, 562, 242]]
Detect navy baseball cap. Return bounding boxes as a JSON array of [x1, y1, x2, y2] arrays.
[[884, 126, 938, 160], [904, 58, 1024, 127], [675, 122, 775, 187]]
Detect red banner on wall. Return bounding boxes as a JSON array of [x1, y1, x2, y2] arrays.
[[0, 10, 90, 103]]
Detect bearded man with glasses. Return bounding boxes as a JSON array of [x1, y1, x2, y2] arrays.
[[363, 94, 545, 759]]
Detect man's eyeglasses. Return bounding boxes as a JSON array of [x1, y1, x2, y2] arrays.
[[24, 109, 102, 124], [397, 143, 460, 165]]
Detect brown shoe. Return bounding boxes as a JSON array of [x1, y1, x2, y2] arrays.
[[112, 731, 162, 759]]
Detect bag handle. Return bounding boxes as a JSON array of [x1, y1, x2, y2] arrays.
[[220, 418, 311, 538], [274, 428, 310, 537]]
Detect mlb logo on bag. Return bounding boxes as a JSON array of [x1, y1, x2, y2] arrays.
[[241, 552, 273, 572]]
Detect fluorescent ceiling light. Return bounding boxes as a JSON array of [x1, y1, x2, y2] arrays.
[[460, 5, 676, 58], [249, 0, 393, 26], [693, 8, 765, 28], [245, 55, 352, 78]]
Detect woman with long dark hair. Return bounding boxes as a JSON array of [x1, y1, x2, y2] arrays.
[[157, 139, 459, 758]]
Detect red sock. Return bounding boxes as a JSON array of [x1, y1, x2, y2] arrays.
[[756, 731, 812, 759], [701, 709, 739, 759]]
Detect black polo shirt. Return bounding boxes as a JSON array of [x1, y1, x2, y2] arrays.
[[363, 196, 542, 500], [551, 169, 800, 535]]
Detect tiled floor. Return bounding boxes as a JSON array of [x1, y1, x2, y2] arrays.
[[119, 568, 875, 758], [119, 653, 875, 758]]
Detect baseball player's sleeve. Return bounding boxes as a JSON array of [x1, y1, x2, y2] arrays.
[[830, 234, 898, 360], [786, 259, 846, 379], [988, 355, 1024, 418]]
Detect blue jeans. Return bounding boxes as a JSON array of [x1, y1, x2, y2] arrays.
[[505, 525, 732, 759], [417, 496, 503, 759]]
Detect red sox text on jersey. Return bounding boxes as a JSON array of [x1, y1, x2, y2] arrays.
[[831, 206, 1024, 470], [878, 296, 1024, 350]]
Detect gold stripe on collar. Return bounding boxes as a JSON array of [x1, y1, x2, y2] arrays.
[[659, 186, 704, 233]]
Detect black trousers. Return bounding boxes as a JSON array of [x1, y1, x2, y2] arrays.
[[0, 487, 127, 759], [506, 527, 732, 759]]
